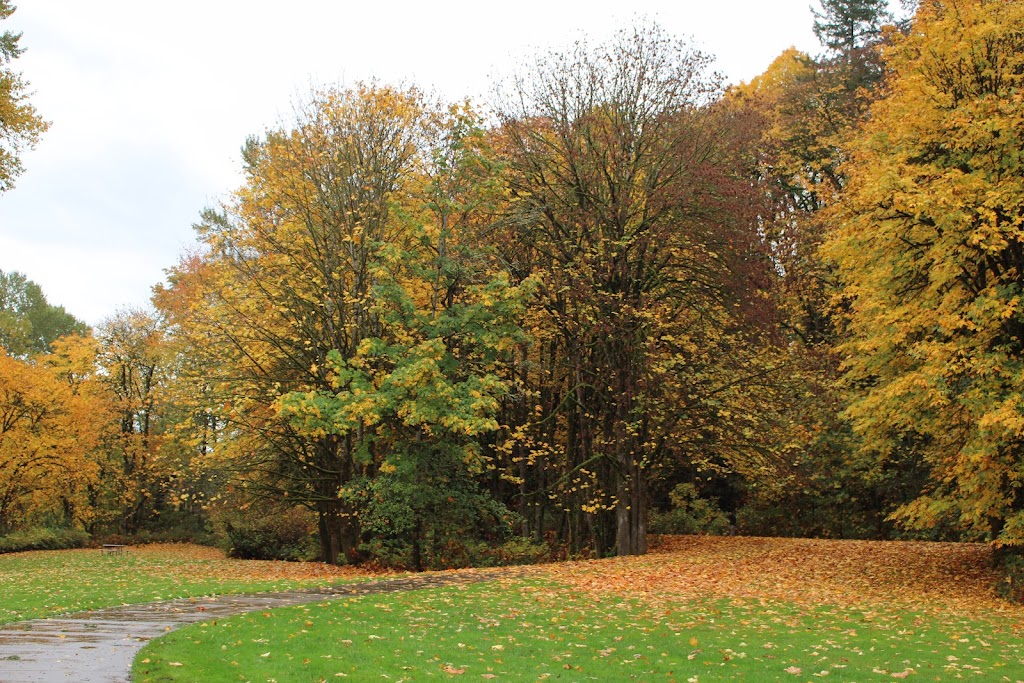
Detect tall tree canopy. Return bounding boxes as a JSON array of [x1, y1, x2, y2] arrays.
[[0, 1, 47, 192], [95, 309, 179, 532], [158, 86, 523, 565], [492, 25, 787, 556], [713, 0, 911, 537], [825, 0, 1024, 544]]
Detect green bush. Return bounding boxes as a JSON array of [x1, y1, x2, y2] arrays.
[[357, 537, 416, 570], [997, 548, 1024, 605], [221, 506, 318, 562], [349, 446, 522, 570], [138, 508, 218, 546], [0, 527, 90, 554], [95, 527, 219, 548], [475, 537, 551, 567], [649, 483, 732, 535], [358, 535, 550, 571]]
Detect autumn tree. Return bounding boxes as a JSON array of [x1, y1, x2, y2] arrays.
[[825, 0, 1024, 543], [0, 1, 47, 192], [0, 336, 111, 531], [706, 0, 910, 536], [492, 25, 785, 556], [274, 101, 529, 569], [95, 308, 181, 532], [159, 85, 510, 564], [729, 0, 896, 345]]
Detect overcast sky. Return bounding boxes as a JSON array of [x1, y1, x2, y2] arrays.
[[0, 0, 863, 326]]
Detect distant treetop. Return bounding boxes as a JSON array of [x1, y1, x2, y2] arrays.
[[812, 0, 893, 56], [0, 269, 88, 357]]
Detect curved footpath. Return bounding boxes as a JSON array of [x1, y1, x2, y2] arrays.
[[0, 568, 526, 683]]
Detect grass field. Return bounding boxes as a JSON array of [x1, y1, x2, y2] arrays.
[[132, 536, 1024, 682], [0, 543, 378, 624]]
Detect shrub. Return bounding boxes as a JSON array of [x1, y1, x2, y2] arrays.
[[220, 506, 318, 562], [0, 527, 90, 554], [997, 548, 1024, 605], [349, 447, 522, 570], [358, 535, 550, 570], [94, 527, 218, 548], [475, 537, 551, 567], [357, 537, 415, 570], [649, 483, 732, 535]]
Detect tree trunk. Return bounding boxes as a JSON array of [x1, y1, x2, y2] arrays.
[[317, 503, 340, 565], [412, 517, 424, 572], [615, 467, 648, 555], [339, 514, 360, 564]]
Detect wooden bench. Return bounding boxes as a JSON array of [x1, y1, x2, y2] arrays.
[[101, 544, 127, 555]]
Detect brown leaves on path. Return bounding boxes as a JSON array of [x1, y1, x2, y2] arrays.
[[538, 535, 1020, 616]]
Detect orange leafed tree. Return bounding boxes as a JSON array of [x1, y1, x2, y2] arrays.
[[0, 336, 112, 530]]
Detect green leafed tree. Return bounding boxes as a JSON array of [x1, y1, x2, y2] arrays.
[[159, 86, 524, 566], [276, 103, 530, 569], [157, 85, 430, 564], [0, 1, 47, 192], [825, 0, 1024, 544], [0, 269, 88, 357]]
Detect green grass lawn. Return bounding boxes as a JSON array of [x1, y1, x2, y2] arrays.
[[133, 579, 1024, 682], [0, 544, 370, 624]]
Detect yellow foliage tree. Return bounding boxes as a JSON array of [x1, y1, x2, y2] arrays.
[[96, 309, 179, 532], [826, 0, 1024, 543], [492, 24, 791, 555], [0, 336, 112, 530]]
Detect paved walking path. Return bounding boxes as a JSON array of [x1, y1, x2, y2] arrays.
[[0, 568, 526, 683]]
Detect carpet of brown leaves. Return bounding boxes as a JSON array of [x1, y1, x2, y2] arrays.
[[537, 535, 1021, 617]]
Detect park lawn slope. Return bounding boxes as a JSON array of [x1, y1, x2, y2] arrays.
[[134, 536, 1024, 682], [133, 581, 1024, 681], [0, 543, 381, 624]]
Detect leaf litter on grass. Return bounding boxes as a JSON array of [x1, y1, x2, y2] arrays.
[[138, 536, 1024, 682], [531, 535, 1024, 680], [137, 577, 1024, 682]]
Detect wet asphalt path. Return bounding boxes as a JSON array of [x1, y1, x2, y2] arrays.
[[0, 570, 520, 682]]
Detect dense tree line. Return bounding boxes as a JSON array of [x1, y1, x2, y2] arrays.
[[4, 0, 1024, 565]]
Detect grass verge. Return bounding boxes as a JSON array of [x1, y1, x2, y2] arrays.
[[0, 543, 375, 624], [133, 579, 1024, 682]]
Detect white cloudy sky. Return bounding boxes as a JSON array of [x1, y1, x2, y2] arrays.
[[0, 0, 881, 325]]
